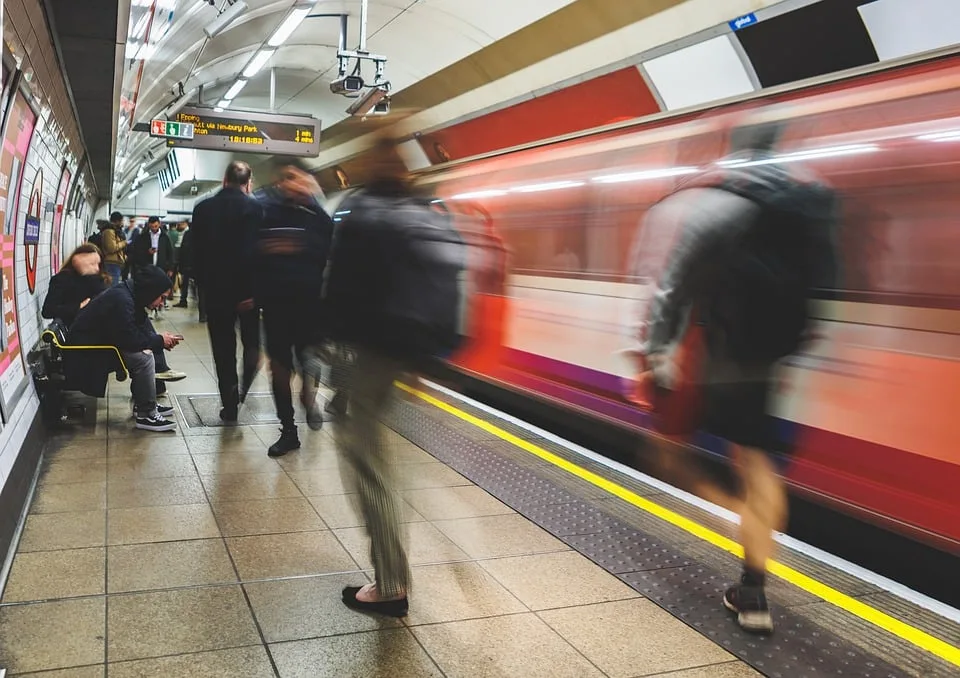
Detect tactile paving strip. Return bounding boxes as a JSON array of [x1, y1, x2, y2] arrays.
[[384, 396, 940, 678]]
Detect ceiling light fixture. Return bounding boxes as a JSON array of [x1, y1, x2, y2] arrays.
[[592, 167, 699, 184], [243, 49, 275, 78], [268, 5, 313, 47], [224, 79, 247, 100]]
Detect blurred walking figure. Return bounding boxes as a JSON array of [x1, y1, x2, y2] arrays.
[[190, 161, 263, 421], [253, 158, 333, 456], [326, 136, 469, 617], [627, 121, 838, 633]]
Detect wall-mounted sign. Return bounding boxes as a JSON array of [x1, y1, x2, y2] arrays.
[[729, 13, 758, 31], [169, 107, 321, 157], [150, 119, 195, 140]]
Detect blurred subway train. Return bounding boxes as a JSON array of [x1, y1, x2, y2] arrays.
[[327, 53, 960, 565]]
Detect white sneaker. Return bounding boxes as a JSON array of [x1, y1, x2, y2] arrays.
[[156, 370, 187, 382], [135, 414, 177, 432]]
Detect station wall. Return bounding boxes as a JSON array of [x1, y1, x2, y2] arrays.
[[1, 0, 99, 570]]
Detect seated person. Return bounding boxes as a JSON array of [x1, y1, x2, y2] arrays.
[[68, 265, 183, 432], [42, 244, 109, 326], [42, 245, 186, 388]]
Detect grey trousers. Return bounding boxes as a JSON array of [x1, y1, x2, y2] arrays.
[[123, 349, 158, 418], [338, 348, 410, 598]]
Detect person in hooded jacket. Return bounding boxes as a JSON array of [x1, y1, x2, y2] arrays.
[[252, 158, 333, 457], [68, 265, 184, 432], [627, 121, 838, 634]]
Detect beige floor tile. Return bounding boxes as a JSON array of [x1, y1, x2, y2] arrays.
[[538, 599, 734, 677], [394, 462, 471, 490], [200, 471, 302, 503], [30, 482, 106, 514], [45, 439, 108, 461], [480, 551, 639, 611], [108, 539, 237, 593], [275, 447, 348, 472], [186, 434, 271, 455], [227, 531, 359, 580], [107, 504, 219, 545], [387, 445, 438, 465], [433, 514, 568, 560], [286, 468, 355, 496], [212, 498, 326, 536], [412, 613, 604, 678], [106, 455, 197, 481], [107, 586, 260, 662], [307, 493, 423, 530], [0, 598, 105, 674], [107, 437, 190, 457], [107, 645, 273, 678], [18, 511, 106, 552], [270, 629, 443, 678], [403, 486, 514, 521], [39, 459, 108, 486], [245, 574, 401, 643], [106, 476, 206, 509], [335, 522, 469, 570], [191, 452, 283, 475], [10, 666, 105, 677], [404, 562, 527, 626], [2, 548, 105, 603], [644, 662, 763, 678]]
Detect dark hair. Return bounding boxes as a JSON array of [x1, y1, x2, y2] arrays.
[[63, 243, 111, 284], [109, 211, 123, 222], [147, 216, 160, 224], [225, 161, 252, 187]]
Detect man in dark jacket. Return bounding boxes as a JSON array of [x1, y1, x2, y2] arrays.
[[68, 265, 183, 432], [628, 121, 838, 633], [253, 158, 333, 456], [129, 216, 175, 276], [190, 161, 262, 420]]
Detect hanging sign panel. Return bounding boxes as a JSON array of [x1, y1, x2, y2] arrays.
[[169, 107, 321, 157]]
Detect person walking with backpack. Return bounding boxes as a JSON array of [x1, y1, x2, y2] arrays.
[[326, 137, 469, 617], [628, 121, 838, 634]]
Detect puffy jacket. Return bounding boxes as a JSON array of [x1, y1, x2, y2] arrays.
[[66, 266, 172, 396], [42, 269, 107, 326], [252, 186, 334, 306], [101, 227, 127, 266], [627, 154, 838, 381]]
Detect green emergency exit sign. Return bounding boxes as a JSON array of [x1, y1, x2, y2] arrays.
[[149, 119, 195, 140]]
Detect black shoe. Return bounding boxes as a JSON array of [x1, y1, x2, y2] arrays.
[[220, 407, 238, 423], [157, 404, 175, 417], [723, 580, 773, 633], [135, 414, 177, 432], [268, 427, 300, 457], [342, 586, 408, 618]]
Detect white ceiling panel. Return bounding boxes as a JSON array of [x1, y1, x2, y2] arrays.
[[859, 0, 960, 62], [642, 35, 756, 112]]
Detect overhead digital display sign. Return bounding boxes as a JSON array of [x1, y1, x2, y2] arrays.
[[169, 107, 321, 157]]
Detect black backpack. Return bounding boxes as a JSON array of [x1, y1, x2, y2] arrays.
[[709, 194, 816, 364], [88, 231, 103, 249], [325, 192, 468, 362]]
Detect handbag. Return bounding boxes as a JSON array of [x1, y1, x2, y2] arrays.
[[630, 308, 706, 437]]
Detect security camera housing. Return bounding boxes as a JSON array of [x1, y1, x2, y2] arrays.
[[330, 75, 365, 96], [203, 0, 248, 39], [346, 86, 388, 117]]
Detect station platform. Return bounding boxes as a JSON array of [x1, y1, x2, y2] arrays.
[[1, 309, 958, 677]]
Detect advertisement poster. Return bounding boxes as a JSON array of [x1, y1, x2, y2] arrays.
[[51, 165, 71, 272], [0, 89, 37, 416]]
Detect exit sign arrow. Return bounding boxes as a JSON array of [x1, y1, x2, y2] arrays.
[[149, 119, 195, 140]]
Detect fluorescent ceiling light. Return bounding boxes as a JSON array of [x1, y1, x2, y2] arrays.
[[511, 181, 584, 193], [718, 144, 878, 168], [593, 167, 699, 184], [224, 80, 247, 100], [917, 130, 960, 142], [451, 190, 508, 200], [214, 107, 225, 113], [268, 6, 312, 47], [216, 99, 231, 109], [243, 49, 275, 78]]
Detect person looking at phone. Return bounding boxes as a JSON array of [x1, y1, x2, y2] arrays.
[[68, 265, 185, 432]]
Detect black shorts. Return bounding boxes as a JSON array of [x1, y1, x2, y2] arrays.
[[701, 380, 779, 453]]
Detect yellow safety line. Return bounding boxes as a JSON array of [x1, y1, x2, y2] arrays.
[[398, 382, 960, 668]]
